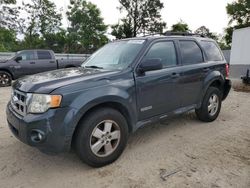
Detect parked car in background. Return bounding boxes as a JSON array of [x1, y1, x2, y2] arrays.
[[0, 49, 84, 87], [6, 33, 231, 167]]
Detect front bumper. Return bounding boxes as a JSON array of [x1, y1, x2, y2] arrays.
[[6, 102, 77, 154]]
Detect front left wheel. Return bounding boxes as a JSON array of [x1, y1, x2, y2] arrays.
[[74, 107, 129, 167]]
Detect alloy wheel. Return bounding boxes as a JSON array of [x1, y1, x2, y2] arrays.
[[0, 73, 10, 86], [90, 120, 121, 157], [208, 94, 219, 116]]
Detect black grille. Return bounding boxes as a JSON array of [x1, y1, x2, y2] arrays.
[[11, 90, 27, 116]]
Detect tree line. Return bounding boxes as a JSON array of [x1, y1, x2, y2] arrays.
[[0, 0, 249, 53]]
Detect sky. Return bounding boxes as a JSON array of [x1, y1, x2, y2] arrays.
[[51, 0, 235, 35]]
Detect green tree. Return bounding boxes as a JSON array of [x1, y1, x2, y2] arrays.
[[0, 27, 17, 51], [171, 20, 190, 32], [19, 0, 62, 48], [111, 18, 133, 39], [0, 0, 20, 30], [112, 0, 166, 39], [43, 29, 67, 53], [225, 0, 250, 45], [19, 34, 45, 50], [195, 26, 218, 40], [0, 0, 19, 51], [66, 0, 108, 53]]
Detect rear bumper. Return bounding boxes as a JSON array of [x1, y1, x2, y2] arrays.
[[6, 102, 77, 154], [222, 79, 231, 100]]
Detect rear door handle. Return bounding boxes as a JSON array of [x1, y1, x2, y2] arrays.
[[49, 61, 55, 63], [171, 72, 180, 78], [30, 62, 35, 64], [203, 68, 210, 72]]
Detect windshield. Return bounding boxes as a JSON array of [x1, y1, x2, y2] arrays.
[[82, 40, 145, 70]]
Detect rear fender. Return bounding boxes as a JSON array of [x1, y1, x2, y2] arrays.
[[198, 71, 225, 108]]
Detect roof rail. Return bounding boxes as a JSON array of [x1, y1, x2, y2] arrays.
[[164, 31, 205, 37], [142, 33, 163, 37], [141, 32, 206, 38]]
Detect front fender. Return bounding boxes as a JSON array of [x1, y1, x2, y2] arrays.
[[63, 85, 137, 147], [72, 85, 135, 111]]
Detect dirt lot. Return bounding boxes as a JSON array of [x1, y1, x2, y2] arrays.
[[0, 86, 249, 188]]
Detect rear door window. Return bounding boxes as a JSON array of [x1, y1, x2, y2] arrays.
[[143, 41, 177, 68], [37, 51, 52, 60], [179, 41, 203, 65], [200, 41, 223, 61]]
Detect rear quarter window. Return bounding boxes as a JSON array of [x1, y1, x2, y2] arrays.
[[37, 51, 52, 60], [200, 41, 223, 61]]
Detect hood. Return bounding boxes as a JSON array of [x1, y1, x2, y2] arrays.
[[13, 67, 118, 93]]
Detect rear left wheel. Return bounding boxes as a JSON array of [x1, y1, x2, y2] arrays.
[[195, 87, 222, 122], [0, 71, 12, 87]]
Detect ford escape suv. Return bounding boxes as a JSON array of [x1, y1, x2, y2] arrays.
[[6, 33, 231, 167]]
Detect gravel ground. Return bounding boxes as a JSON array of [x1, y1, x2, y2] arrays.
[[0, 86, 249, 188]]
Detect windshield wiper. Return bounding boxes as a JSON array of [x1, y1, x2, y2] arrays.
[[84, 65, 104, 69]]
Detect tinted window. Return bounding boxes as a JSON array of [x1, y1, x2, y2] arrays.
[[179, 41, 203, 65], [37, 51, 52, 60], [18, 51, 35, 60], [144, 41, 177, 68], [200, 41, 223, 61]]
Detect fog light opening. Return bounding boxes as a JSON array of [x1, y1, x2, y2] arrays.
[[30, 130, 45, 143]]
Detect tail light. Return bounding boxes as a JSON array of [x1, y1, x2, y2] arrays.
[[225, 64, 229, 78]]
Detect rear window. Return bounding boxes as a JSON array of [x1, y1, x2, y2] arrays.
[[37, 51, 52, 60], [179, 41, 203, 65], [200, 41, 223, 61]]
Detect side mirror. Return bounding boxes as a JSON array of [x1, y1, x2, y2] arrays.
[[138, 58, 163, 73], [15, 56, 22, 62]]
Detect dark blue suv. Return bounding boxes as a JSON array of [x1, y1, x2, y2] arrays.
[[6, 34, 231, 167]]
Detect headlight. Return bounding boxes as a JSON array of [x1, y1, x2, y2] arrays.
[[27, 94, 62, 113]]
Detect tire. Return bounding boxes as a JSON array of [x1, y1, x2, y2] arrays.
[[0, 71, 12, 87], [75, 107, 129, 167], [195, 87, 222, 122]]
